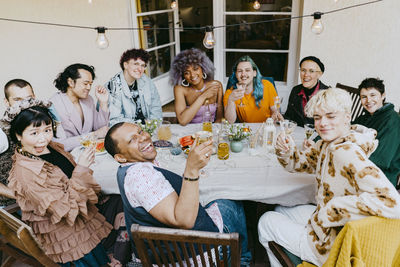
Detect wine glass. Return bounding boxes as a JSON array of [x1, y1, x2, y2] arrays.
[[274, 96, 283, 113], [195, 131, 213, 178], [282, 120, 297, 135], [236, 83, 246, 107], [304, 124, 315, 140]]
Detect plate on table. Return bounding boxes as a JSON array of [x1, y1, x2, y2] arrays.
[[153, 140, 173, 148], [81, 139, 107, 155]]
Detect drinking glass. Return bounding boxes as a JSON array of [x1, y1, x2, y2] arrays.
[[217, 132, 230, 160], [236, 83, 245, 107], [274, 96, 283, 113], [282, 120, 297, 135], [304, 124, 315, 140], [80, 133, 96, 148], [195, 131, 213, 146], [157, 120, 172, 141], [202, 110, 213, 133], [195, 131, 213, 178]]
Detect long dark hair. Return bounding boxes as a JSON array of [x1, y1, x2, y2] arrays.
[[10, 106, 55, 143]]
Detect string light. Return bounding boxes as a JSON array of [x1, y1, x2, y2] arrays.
[[96, 27, 109, 49], [0, 0, 383, 49], [253, 0, 261, 10], [88, 0, 92, 4], [170, 0, 177, 9], [203, 26, 215, 49], [311, 12, 324, 34]]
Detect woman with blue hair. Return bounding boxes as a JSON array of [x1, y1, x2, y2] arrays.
[[170, 48, 223, 126], [223, 56, 283, 123]]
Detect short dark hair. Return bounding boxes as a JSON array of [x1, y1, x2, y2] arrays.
[[120, 49, 150, 70], [10, 106, 54, 144], [358, 77, 385, 95], [104, 122, 125, 157], [53, 63, 95, 93], [4, 79, 32, 100]]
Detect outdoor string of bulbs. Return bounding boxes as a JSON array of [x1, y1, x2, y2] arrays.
[[0, 0, 383, 50]]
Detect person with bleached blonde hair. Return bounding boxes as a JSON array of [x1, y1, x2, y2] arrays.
[[258, 88, 400, 266]]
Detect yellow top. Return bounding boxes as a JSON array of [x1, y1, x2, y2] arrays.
[[297, 216, 400, 267], [223, 79, 277, 123]]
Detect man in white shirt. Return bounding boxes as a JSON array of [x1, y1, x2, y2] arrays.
[[104, 122, 252, 266]]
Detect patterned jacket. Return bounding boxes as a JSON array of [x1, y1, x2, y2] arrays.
[[105, 71, 162, 126], [277, 125, 400, 265]]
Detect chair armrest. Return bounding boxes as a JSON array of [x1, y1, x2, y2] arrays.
[[3, 203, 20, 214]]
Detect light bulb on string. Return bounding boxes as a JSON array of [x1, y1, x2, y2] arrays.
[[88, 0, 92, 3], [170, 0, 177, 9], [311, 12, 324, 35], [253, 0, 261, 10], [95, 27, 109, 49], [203, 26, 215, 49]]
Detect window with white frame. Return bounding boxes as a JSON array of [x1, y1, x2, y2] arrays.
[[224, 0, 294, 83], [135, 0, 177, 78]]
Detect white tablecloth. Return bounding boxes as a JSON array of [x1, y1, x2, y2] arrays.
[[71, 123, 316, 206]]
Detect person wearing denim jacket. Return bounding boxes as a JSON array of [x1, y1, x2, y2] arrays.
[[105, 49, 162, 126]]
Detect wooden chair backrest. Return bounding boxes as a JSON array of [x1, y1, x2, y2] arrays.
[[336, 83, 364, 122], [0, 203, 58, 267], [131, 224, 240, 267]]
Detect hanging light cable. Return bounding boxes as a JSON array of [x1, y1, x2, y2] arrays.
[[95, 27, 109, 49], [253, 0, 261, 10], [311, 12, 324, 34], [203, 26, 215, 49], [170, 0, 177, 9]]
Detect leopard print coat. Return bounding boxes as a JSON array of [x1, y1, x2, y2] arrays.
[[277, 125, 400, 265]]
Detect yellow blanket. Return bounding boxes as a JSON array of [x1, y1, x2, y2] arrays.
[[297, 217, 400, 267]]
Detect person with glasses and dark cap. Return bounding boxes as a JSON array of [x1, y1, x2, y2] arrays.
[[284, 56, 329, 127]]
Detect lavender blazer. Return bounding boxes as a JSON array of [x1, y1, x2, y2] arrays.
[[50, 92, 109, 151]]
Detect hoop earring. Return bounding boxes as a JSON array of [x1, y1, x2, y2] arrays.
[[202, 73, 207, 79], [181, 79, 189, 87]]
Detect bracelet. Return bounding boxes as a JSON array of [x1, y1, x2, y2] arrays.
[[183, 176, 199, 181]]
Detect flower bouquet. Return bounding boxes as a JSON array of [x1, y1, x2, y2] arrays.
[[227, 123, 251, 141], [139, 119, 161, 137]]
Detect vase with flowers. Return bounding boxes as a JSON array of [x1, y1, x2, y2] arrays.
[[227, 123, 251, 153], [139, 119, 161, 137]]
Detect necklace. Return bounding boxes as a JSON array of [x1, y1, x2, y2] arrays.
[[17, 145, 42, 161]]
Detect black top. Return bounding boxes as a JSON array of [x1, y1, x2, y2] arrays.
[[129, 81, 146, 123], [39, 146, 75, 178], [284, 80, 329, 127]]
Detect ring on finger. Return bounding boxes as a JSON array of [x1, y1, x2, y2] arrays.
[[205, 153, 210, 158]]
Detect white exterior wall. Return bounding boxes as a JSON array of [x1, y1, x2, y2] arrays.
[[299, 0, 400, 110], [0, 0, 133, 114]]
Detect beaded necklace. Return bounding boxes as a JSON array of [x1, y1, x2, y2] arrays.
[[16, 145, 43, 161]]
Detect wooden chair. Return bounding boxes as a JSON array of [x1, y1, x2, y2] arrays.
[[268, 241, 296, 267], [336, 83, 364, 122], [131, 224, 240, 267], [0, 203, 58, 267]]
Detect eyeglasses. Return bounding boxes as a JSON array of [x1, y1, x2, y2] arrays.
[[132, 62, 147, 68], [299, 68, 320, 75]]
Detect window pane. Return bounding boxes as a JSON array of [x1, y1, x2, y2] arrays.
[[138, 0, 171, 13], [139, 13, 175, 49], [226, 0, 292, 12], [226, 15, 290, 50], [148, 45, 175, 78], [225, 52, 288, 82]]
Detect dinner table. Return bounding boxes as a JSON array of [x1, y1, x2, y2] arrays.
[[71, 123, 316, 207]]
